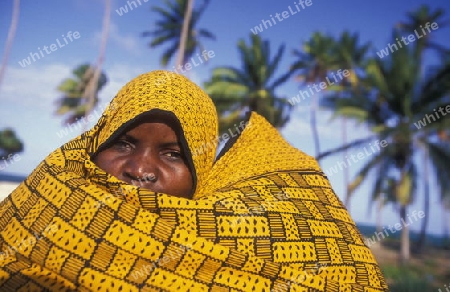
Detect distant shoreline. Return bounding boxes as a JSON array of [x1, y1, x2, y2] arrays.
[[0, 172, 26, 183], [357, 223, 447, 247]]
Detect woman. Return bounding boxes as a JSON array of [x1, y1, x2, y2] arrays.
[[0, 70, 388, 291]]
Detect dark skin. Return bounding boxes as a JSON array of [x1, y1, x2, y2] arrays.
[[93, 116, 193, 199]]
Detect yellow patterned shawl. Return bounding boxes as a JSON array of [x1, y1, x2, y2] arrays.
[[0, 70, 388, 291]]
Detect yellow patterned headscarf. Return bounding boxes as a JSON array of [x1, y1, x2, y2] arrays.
[[0, 70, 388, 291]]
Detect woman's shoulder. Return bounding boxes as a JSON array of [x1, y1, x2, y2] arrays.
[[196, 112, 321, 198]]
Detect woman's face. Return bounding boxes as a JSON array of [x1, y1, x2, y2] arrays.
[[93, 116, 194, 199]]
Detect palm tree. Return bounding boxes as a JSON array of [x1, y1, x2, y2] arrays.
[[0, 128, 23, 159], [332, 31, 371, 87], [396, 5, 450, 250], [55, 0, 110, 127], [291, 32, 337, 156], [330, 31, 371, 209], [319, 38, 450, 264], [0, 0, 20, 91], [142, 0, 215, 67], [55, 64, 108, 125], [396, 5, 449, 62], [204, 34, 293, 133]]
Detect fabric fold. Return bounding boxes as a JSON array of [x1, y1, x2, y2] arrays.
[[0, 70, 388, 291]]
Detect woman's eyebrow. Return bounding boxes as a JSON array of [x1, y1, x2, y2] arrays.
[[121, 134, 138, 144], [160, 142, 181, 148]]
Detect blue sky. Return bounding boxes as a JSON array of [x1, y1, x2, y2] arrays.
[[0, 0, 449, 235]]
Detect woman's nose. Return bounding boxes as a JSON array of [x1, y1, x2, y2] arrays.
[[124, 150, 158, 183]]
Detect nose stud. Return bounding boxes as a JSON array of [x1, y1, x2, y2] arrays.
[[142, 173, 157, 182], [131, 172, 157, 187]]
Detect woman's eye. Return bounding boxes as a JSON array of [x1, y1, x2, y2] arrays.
[[112, 140, 133, 151], [163, 151, 182, 159]]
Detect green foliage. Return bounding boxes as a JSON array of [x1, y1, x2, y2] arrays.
[[204, 34, 293, 133], [381, 265, 435, 292], [0, 128, 23, 158], [315, 5, 450, 262], [396, 5, 449, 61], [292, 32, 338, 83], [55, 63, 108, 125], [319, 6, 450, 211], [291, 30, 371, 156], [142, 0, 215, 66]]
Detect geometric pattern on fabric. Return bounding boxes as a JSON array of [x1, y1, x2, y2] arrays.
[[0, 71, 388, 291], [1, 170, 388, 291]]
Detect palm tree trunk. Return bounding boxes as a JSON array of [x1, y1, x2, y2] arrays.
[[83, 0, 111, 131], [342, 118, 350, 208], [399, 205, 410, 264], [176, 0, 194, 68], [0, 0, 20, 91], [311, 94, 321, 157], [376, 196, 383, 233], [416, 147, 430, 252], [443, 206, 449, 248]]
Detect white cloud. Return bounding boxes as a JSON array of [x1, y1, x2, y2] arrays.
[[92, 22, 142, 55], [99, 62, 149, 103], [281, 106, 373, 158], [0, 61, 149, 113], [282, 108, 342, 140], [184, 70, 202, 85], [0, 63, 72, 107]]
